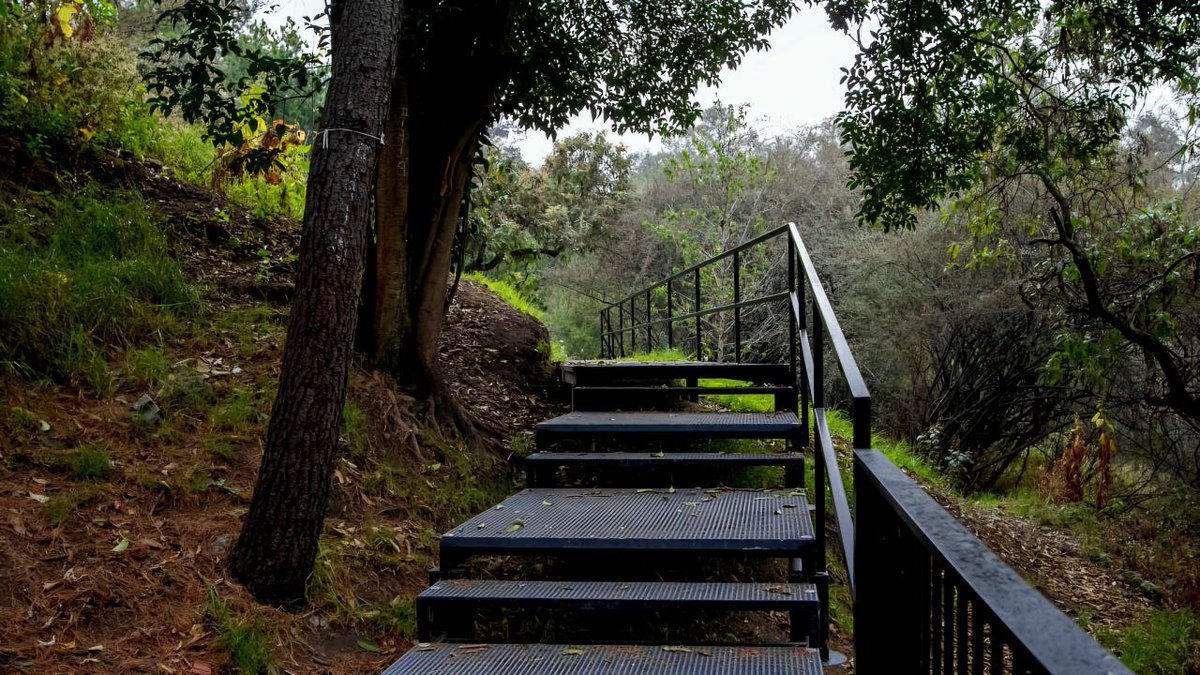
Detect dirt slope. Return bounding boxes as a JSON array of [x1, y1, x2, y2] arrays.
[[0, 146, 566, 673]]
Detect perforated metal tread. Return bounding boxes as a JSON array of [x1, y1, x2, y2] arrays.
[[420, 579, 818, 607], [525, 451, 803, 466], [382, 643, 823, 674], [571, 386, 795, 412], [536, 411, 800, 439], [441, 488, 813, 558], [562, 361, 792, 386]]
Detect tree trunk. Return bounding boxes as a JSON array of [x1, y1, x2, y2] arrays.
[[359, 0, 516, 437], [228, 0, 402, 604]]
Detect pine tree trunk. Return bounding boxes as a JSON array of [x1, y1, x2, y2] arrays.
[[228, 0, 403, 604]]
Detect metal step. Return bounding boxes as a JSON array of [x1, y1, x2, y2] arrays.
[[382, 642, 823, 674], [525, 451, 804, 488], [439, 488, 814, 573], [572, 386, 796, 412], [536, 411, 801, 441], [417, 579, 819, 641], [562, 361, 792, 386]]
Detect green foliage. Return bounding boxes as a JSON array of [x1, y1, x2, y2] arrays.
[[505, 0, 795, 136], [832, 0, 1200, 231], [0, 186, 200, 390], [648, 104, 779, 361], [461, 132, 631, 276], [203, 587, 276, 675], [142, 0, 322, 173], [0, 11, 150, 154]]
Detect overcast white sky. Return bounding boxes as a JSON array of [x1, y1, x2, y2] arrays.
[[268, 3, 856, 163], [513, 8, 857, 162]]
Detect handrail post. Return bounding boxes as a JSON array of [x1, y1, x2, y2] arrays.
[[813, 297, 824, 409], [798, 261, 808, 448], [733, 250, 742, 363], [599, 309, 606, 359], [621, 304, 626, 358], [787, 238, 798, 410], [629, 296, 636, 354], [853, 397, 871, 450], [645, 288, 653, 352], [693, 267, 702, 360], [666, 280, 674, 350]]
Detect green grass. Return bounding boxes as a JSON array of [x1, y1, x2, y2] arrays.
[[124, 346, 172, 392], [613, 348, 691, 363], [1106, 608, 1200, 674], [341, 399, 371, 459], [464, 272, 546, 322], [698, 378, 774, 413], [203, 588, 276, 675], [213, 388, 262, 432], [58, 445, 113, 481], [0, 186, 200, 391], [43, 484, 104, 527]]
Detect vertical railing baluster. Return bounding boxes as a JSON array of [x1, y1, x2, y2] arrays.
[[918, 549, 932, 672], [932, 565, 944, 675], [694, 267, 702, 360], [957, 584, 969, 673], [733, 249, 741, 363], [971, 600, 985, 675], [943, 579, 955, 675], [666, 279, 674, 350]]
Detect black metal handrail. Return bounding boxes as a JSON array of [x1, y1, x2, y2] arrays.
[[599, 223, 868, 596], [599, 222, 1131, 673], [854, 450, 1132, 674]]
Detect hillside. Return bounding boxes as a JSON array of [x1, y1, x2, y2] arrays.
[[0, 139, 565, 673]]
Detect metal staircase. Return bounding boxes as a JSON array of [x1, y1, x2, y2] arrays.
[[384, 360, 824, 673], [382, 223, 1132, 674]]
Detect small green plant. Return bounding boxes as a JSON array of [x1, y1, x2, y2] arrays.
[[59, 444, 113, 480], [374, 597, 418, 639], [307, 540, 358, 621], [203, 435, 238, 461], [181, 465, 212, 494], [340, 399, 370, 459], [203, 587, 276, 675], [43, 485, 104, 527], [125, 347, 172, 391]]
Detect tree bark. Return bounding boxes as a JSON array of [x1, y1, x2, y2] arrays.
[[359, 0, 516, 437], [228, 0, 403, 604]]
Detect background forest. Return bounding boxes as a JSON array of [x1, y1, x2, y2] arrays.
[[1, 0, 1198, 672]]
